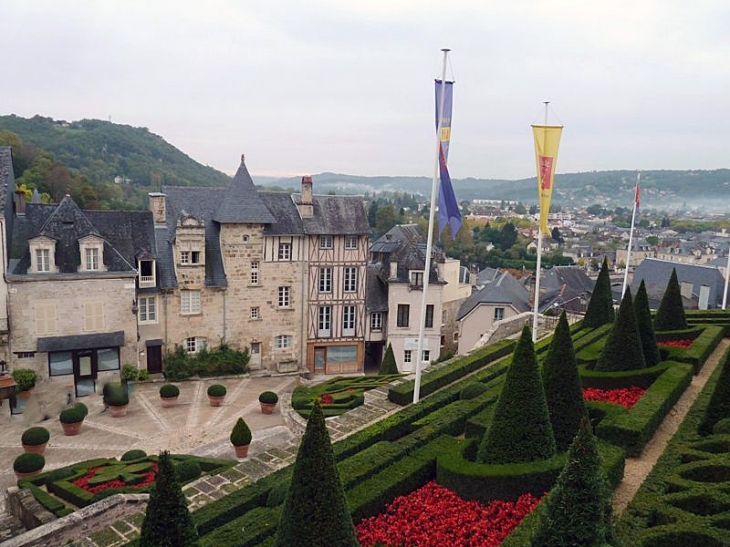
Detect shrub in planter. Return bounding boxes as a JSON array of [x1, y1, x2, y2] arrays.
[[14, 452, 45, 475], [231, 418, 253, 447], [60, 404, 87, 424], [75, 401, 89, 418], [103, 382, 129, 407], [595, 287, 646, 372], [160, 384, 180, 398], [207, 384, 226, 398], [583, 258, 615, 329], [654, 268, 688, 331], [259, 391, 279, 405], [12, 368, 37, 394], [21, 427, 50, 452], [121, 449, 148, 462]]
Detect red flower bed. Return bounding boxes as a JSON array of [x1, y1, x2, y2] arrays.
[[356, 481, 541, 547], [583, 386, 646, 409], [321, 393, 333, 405], [73, 464, 158, 495], [658, 339, 694, 349]]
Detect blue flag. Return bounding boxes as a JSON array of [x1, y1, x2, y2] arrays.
[[435, 79, 461, 238]]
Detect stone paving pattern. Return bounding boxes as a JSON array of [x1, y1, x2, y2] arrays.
[[0, 373, 402, 546]]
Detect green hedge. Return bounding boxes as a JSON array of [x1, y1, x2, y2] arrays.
[[596, 363, 693, 456], [200, 507, 281, 547], [579, 361, 675, 390], [387, 339, 515, 405], [28, 484, 69, 517], [660, 325, 725, 374]]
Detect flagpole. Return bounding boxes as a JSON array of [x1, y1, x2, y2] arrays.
[[532, 102, 549, 343], [621, 172, 640, 298], [414, 48, 449, 404]]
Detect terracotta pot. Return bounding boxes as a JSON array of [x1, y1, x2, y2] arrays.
[[109, 404, 129, 417], [22, 443, 47, 455], [15, 469, 42, 480], [17, 388, 33, 401], [209, 396, 225, 407], [160, 396, 178, 408], [260, 402, 277, 415], [233, 444, 249, 458], [61, 421, 83, 436]]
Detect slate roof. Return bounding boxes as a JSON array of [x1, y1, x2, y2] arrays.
[[212, 157, 276, 224], [631, 258, 726, 309], [369, 225, 441, 284], [457, 271, 531, 321], [295, 194, 371, 235], [538, 266, 595, 313], [160, 185, 229, 288], [259, 192, 303, 235], [366, 263, 389, 313], [1, 147, 15, 255], [8, 197, 155, 276]]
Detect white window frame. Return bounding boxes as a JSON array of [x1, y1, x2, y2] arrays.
[[319, 267, 332, 293], [422, 350, 431, 362], [370, 312, 382, 331], [410, 270, 424, 287], [397, 304, 410, 328], [425, 304, 434, 328], [320, 235, 334, 249], [278, 286, 291, 308], [318, 306, 332, 337], [345, 235, 358, 249], [250, 261, 259, 285], [344, 267, 357, 293], [275, 334, 292, 350], [181, 290, 201, 315], [278, 242, 291, 261], [404, 350, 412, 364], [494, 307, 505, 321], [139, 296, 157, 323], [185, 337, 206, 354], [342, 305, 356, 336], [36, 248, 50, 272], [138, 259, 156, 287], [251, 306, 260, 319], [84, 247, 99, 271]]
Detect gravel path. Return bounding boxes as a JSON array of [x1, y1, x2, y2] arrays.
[[612, 338, 729, 515]]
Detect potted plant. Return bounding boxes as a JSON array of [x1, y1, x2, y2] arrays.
[[230, 417, 252, 458], [12, 368, 37, 400], [21, 426, 50, 454], [13, 452, 45, 479], [121, 364, 139, 396], [159, 384, 180, 407], [207, 384, 226, 406], [138, 369, 150, 381], [258, 391, 279, 414], [60, 402, 88, 435], [103, 382, 130, 417]]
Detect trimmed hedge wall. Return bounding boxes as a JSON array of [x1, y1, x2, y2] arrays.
[[387, 339, 515, 405], [660, 325, 725, 374], [579, 361, 675, 390], [596, 362, 693, 456], [200, 507, 281, 547]]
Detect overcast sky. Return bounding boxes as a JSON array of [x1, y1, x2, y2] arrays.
[[3, 1, 728, 181]]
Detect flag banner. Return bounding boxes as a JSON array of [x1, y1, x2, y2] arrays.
[[435, 79, 454, 161], [532, 124, 563, 234], [437, 144, 461, 238], [635, 183, 640, 208]]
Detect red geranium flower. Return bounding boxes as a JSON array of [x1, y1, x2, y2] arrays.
[[583, 386, 646, 409], [321, 393, 333, 405], [72, 463, 158, 494], [355, 481, 541, 546], [658, 339, 693, 349]]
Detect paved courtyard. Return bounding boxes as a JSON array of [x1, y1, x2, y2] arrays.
[[0, 375, 299, 515]]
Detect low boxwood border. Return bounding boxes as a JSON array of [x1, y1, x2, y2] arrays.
[[660, 325, 724, 374]]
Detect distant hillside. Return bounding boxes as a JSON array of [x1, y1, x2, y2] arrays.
[[262, 169, 730, 213], [0, 115, 231, 189]]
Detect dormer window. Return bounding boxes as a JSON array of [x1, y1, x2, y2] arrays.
[[29, 236, 57, 274], [79, 235, 105, 272], [138, 259, 156, 288], [410, 271, 424, 287]]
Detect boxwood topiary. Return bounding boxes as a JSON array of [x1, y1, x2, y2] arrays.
[[460, 382, 489, 400], [21, 426, 50, 446], [207, 384, 227, 397], [174, 460, 202, 483], [14, 452, 45, 473], [121, 449, 148, 462], [160, 384, 180, 398], [583, 258, 615, 329], [230, 417, 253, 447], [103, 382, 129, 406], [654, 268, 688, 331], [595, 287, 647, 372], [75, 402, 89, 418], [259, 391, 279, 404], [60, 405, 86, 424]]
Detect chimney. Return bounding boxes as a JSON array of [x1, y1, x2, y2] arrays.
[[14, 190, 26, 215], [298, 176, 314, 218], [148, 192, 167, 224]]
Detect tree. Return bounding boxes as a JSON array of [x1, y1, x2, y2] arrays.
[[583, 258, 615, 329], [139, 451, 200, 547], [477, 326, 556, 464], [653, 268, 687, 331], [634, 280, 661, 368], [367, 201, 379, 228], [531, 419, 617, 546], [499, 222, 517, 251], [379, 343, 399, 374], [595, 287, 646, 372], [375, 204, 399, 236], [542, 312, 588, 452], [551, 227, 563, 245], [274, 401, 358, 547]]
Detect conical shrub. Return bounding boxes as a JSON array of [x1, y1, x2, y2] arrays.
[[139, 451, 200, 547], [583, 258, 615, 329], [634, 280, 661, 368], [542, 311, 588, 452], [531, 418, 617, 546], [654, 268, 687, 331], [274, 401, 358, 547], [477, 326, 556, 464], [379, 343, 399, 375], [595, 287, 646, 372]]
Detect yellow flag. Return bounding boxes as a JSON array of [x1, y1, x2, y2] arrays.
[[532, 125, 563, 235]]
